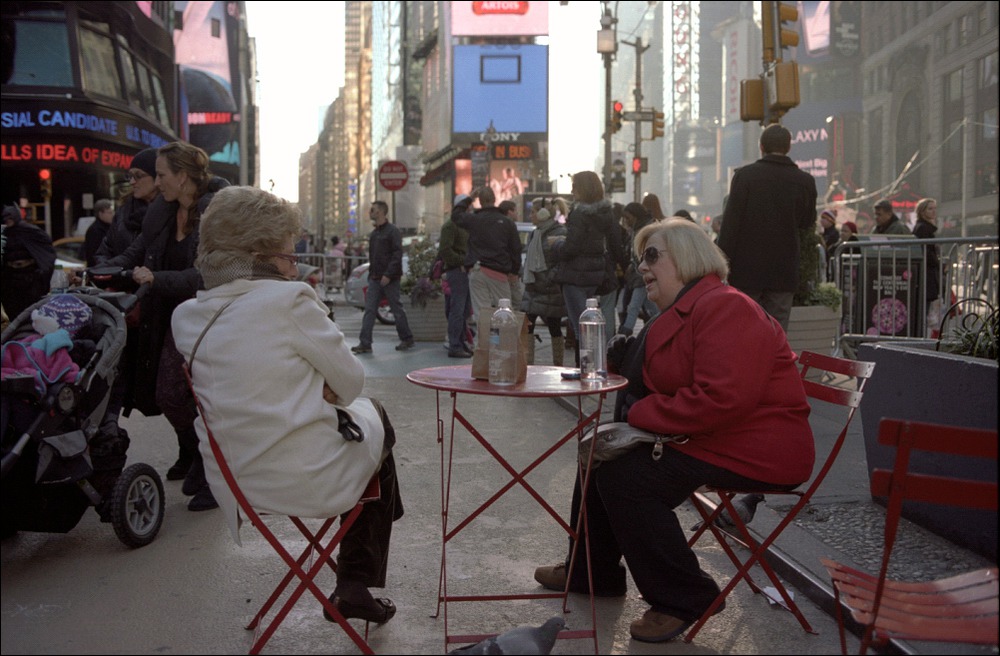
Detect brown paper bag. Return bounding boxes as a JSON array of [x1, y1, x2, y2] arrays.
[[471, 306, 530, 382]]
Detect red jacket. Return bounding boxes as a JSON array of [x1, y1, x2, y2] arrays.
[[627, 274, 814, 486]]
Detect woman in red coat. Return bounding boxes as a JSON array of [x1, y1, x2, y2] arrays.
[[533, 219, 814, 643]]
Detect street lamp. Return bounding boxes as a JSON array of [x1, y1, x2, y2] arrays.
[[597, 4, 617, 191]]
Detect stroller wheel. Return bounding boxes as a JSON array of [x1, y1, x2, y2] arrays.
[[110, 463, 164, 548]]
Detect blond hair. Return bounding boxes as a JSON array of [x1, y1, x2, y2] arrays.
[[198, 186, 301, 263], [634, 218, 729, 282]]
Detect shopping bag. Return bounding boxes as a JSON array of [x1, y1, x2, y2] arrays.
[[471, 306, 530, 382]]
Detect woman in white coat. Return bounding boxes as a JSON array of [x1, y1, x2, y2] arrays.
[[171, 185, 402, 624]]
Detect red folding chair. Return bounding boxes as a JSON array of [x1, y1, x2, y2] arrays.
[[821, 418, 998, 655], [685, 350, 876, 642], [183, 364, 381, 655]]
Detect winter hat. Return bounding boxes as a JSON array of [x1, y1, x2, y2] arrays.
[[820, 208, 837, 222], [536, 208, 551, 221], [453, 194, 471, 207], [874, 199, 893, 211], [842, 221, 858, 234], [129, 148, 159, 177], [31, 294, 93, 336]]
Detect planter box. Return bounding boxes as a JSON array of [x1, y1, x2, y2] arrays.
[[858, 342, 998, 559], [787, 305, 839, 356], [407, 295, 447, 342]]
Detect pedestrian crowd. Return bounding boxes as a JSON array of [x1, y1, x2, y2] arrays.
[[1, 123, 948, 646]]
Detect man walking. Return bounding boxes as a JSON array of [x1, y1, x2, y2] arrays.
[[452, 187, 522, 321], [872, 199, 910, 235], [352, 200, 414, 354], [439, 197, 473, 358], [718, 123, 817, 331]]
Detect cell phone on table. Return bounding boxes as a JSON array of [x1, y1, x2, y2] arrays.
[[560, 369, 581, 380]]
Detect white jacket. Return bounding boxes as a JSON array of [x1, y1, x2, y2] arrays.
[[171, 279, 384, 544]]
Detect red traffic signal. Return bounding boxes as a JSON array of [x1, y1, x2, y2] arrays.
[[611, 100, 624, 134], [39, 168, 52, 199]]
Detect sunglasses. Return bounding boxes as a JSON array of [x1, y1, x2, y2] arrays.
[[126, 171, 148, 183], [259, 252, 298, 265], [642, 246, 668, 266]]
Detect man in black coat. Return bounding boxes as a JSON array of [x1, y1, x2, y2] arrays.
[[2, 205, 56, 320], [718, 123, 817, 331]]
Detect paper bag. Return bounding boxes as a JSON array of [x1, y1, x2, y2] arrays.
[[471, 306, 530, 382]]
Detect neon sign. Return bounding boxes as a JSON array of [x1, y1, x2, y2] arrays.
[[2, 143, 135, 169]]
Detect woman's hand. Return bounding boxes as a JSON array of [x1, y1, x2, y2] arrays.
[[606, 334, 635, 374], [133, 266, 155, 286], [322, 383, 339, 405]]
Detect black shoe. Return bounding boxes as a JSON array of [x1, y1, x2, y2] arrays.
[[448, 347, 472, 358], [395, 339, 415, 351], [187, 485, 218, 511], [351, 344, 372, 354], [166, 455, 193, 481]]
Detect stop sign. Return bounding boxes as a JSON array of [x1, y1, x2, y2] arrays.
[[378, 160, 409, 191]]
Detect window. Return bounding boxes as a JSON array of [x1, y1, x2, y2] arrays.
[[4, 20, 73, 87], [116, 38, 144, 108], [975, 53, 999, 196], [868, 107, 883, 189], [79, 26, 122, 98], [135, 62, 155, 116], [211, 17, 221, 38], [150, 73, 170, 126]]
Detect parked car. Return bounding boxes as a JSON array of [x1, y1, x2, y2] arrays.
[[53, 235, 85, 263], [344, 256, 409, 325]]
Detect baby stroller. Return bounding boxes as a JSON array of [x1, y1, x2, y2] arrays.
[[1, 286, 164, 548]]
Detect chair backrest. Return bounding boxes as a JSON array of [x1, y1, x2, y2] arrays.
[[873, 418, 998, 562], [796, 351, 876, 496]]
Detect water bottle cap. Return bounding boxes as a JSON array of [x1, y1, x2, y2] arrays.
[[586, 297, 598, 307], [498, 298, 511, 309]]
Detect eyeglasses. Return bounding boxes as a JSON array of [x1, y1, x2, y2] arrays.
[[258, 252, 298, 265], [126, 172, 148, 183], [642, 246, 668, 266]]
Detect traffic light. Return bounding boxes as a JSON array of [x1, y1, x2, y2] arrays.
[[767, 60, 801, 112], [761, 1, 799, 63], [611, 100, 624, 134], [631, 157, 647, 174], [39, 168, 52, 200], [740, 78, 765, 122], [651, 110, 665, 139]]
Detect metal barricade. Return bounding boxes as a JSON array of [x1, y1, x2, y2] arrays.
[[296, 252, 369, 301], [833, 236, 998, 356]]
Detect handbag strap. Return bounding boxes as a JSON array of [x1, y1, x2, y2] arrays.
[[187, 297, 237, 371]]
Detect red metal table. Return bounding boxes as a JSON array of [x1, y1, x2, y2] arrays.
[[406, 365, 627, 654]]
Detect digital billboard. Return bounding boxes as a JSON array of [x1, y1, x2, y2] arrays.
[[452, 44, 547, 143], [451, 1, 548, 37], [173, 1, 243, 180]]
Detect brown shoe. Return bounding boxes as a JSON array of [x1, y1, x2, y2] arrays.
[[534, 563, 567, 592], [533, 563, 627, 597], [629, 610, 693, 643]]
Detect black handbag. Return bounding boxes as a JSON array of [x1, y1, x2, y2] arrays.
[[336, 408, 365, 442]]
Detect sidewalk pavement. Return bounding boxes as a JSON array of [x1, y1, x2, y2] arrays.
[[0, 302, 993, 655]]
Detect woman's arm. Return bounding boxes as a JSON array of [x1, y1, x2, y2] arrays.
[[289, 288, 365, 405]]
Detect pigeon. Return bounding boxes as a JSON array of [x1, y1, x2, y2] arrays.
[[448, 616, 566, 655]]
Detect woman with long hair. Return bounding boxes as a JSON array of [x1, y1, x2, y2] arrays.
[[106, 141, 229, 510]]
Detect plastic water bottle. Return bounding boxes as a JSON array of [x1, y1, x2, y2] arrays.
[[50, 264, 68, 291], [489, 299, 518, 386], [579, 297, 607, 380]]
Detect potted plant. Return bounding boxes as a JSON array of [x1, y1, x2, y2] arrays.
[[786, 229, 841, 355], [400, 236, 446, 341]]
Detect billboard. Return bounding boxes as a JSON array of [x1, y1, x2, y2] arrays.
[[452, 44, 547, 142], [451, 1, 548, 37], [173, 1, 243, 181]]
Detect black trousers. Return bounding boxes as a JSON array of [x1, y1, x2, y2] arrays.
[[564, 445, 794, 621], [335, 399, 404, 588]]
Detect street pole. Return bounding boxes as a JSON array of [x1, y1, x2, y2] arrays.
[[623, 37, 649, 202], [597, 4, 617, 191], [603, 51, 613, 190]]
